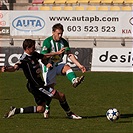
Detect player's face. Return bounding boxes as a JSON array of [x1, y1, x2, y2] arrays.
[[27, 45, 36, 55], [52, 29, 63, 41]]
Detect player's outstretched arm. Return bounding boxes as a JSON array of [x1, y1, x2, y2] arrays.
[[68, 53, 86, 73], [1, 65, 18, 72], [44, 47, 66, 58]]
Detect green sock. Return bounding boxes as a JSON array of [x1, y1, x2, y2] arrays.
[[66, 69, 76, 83], [45, 99, 51, 110]]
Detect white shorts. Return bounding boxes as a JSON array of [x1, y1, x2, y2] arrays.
[[42, 63, 65, 86]]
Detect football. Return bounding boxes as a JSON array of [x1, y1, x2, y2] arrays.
[[106, 108, 120, 122]]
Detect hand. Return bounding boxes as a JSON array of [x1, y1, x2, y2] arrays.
[[79, 65, 86, 73], [1, 66, 17, 72], [57, 48, 65, 55], [1, 66, 7, 72], [46, 63, 53, 68]]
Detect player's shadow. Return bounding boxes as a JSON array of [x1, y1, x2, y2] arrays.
[[82, 113, 133, 119], [120, 114, 133, 118], [0, 98, 11, 100], [82, 115, 105, 119]]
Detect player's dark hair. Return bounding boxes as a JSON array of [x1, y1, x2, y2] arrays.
[[52, 23, 64, 32], [23, 39, 35, 50]]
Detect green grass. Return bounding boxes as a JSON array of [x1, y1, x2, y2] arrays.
[[0, 71, 132, 133]]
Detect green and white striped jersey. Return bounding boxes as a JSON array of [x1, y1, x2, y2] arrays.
[[41, 36, 70, 64]]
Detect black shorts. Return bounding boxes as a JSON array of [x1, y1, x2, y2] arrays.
[[26, 82, 56, 105]]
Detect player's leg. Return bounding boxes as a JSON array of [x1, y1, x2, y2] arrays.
[[42, 64, 57, 86], [37, 85, 82, 119], [41, 64, 57, 117], [52, 90, 82, 119], [61, 64, 84, 88], [43, 83, 55, 118], [3, 89, 50, 118], [3, 106, 38, 118], [3, 82, 53, 119], [41, 66, 57, 118], [3, 104, 47, 118]]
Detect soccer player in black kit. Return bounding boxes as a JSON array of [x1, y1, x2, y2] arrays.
[[1, 39, 82, 119]]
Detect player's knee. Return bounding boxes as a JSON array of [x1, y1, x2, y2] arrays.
[[59, 93, 66, 101], [64, 65, 71, 69], [53, 91, 66, 101], [62, 65, 71, 74], [37, 106, 45, 113]]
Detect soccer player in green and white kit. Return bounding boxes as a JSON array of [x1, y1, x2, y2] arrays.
[[40, 23, 86, 118]]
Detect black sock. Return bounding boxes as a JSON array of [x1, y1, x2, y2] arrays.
[[15, 106, 37, 114], [59, 100, 70, 112]]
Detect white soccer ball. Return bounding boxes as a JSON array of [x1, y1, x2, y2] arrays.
[[106, 108, 120, 122]]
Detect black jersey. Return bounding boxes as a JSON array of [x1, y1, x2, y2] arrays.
[[16, 51, 44, 88]]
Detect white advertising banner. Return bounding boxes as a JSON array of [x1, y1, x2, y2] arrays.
[[91, 48, 132, 72], [9, 11, 133, 37]]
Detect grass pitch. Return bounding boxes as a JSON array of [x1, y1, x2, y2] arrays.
[[0, 71, 132, 133]]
